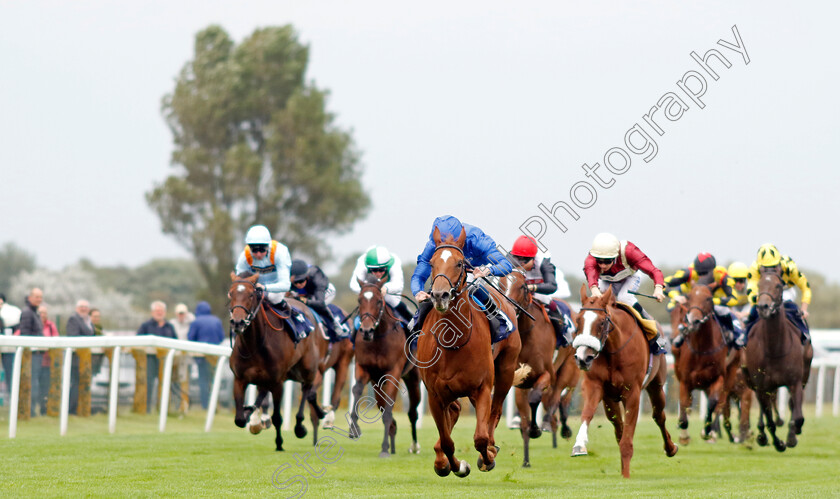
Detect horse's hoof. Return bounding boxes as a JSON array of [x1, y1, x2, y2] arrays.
[[294, 424, 308, 439], [756, 434, 768, 447], [379, 451, 391, 458], [773, 440, 787, 453], [477, 454, 495, 472], [434, 465, 451, 477], [540, 420, 552, 432], [261, 415, 272, 430], [275, 445, 284, 452], [234, 418, 247, 428], [409, 442, 421, 454], [522, 460, 531, 468], [529, 425, 542, 439], [679, 436, 690, 446], [454, 460, 471, 477], [666, 444, 678, 458], [786, 435, 798, 449], [322, 410, 335, 429], [248, 424, 262, 435], [561, 426, 572, 440], [571, 445, 588, 457]]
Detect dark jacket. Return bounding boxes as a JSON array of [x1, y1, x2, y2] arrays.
[[187, 301, 224, 344], [292, 265, 331, 306], [66, 313, 94, 336], [137, 318, 177, 339], [18, 297, 43, 336]]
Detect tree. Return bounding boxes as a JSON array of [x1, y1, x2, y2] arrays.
[[147, 25, 370, 313], [0, 242, 36, 295]]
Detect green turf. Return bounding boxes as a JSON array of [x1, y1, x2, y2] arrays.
[[0, 405, 837, 498]]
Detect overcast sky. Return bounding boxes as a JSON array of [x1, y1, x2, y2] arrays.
[[2, 1, 838, 284]]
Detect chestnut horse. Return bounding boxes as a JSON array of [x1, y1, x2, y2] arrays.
[[571, 285, 677, 478], [542, 337, 580, 448], [417, 227, 522, 477], [743, 270, 813, 452], [673, 284, 728, 445], [347, 276, 421, 457], [314, 308, 355, 431], [228, 273, 325, 450], [717, 354, 753, 444], [500, 268, 578, 467]]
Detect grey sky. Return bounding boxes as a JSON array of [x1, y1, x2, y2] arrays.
[[2, 1, 838, 284]]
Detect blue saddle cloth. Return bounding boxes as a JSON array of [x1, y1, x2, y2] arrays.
[[468, 292, 514, 344], [266, 302, 314, 342]]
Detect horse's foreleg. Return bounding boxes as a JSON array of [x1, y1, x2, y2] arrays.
[[428, 392, 459, 478], [557, 366, 578, 441], [703, 377, 725, 442], [603, 397, 624, 444], [618, 386, 642, 478], [472, 384, 493, 473], [757, 391, 785, 452], [678, 380, 692, 446], [787, 382, 805, 448], [330, 345, 353, 411], [646, 367, 678, 458], [375, 369, 402, 457], [272, 385, 285, 451], [293, 383, 309, 440], [528, 372, 550, 439], [515, 388, 531, 467], [739, 388, 753, 444], [233, 378, 248, 428], [404, 368, 421, 454], [572, 378, 602, 457], [349, 370, 370, 440]]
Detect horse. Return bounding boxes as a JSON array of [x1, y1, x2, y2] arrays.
[[717, 353, 753, 444], [540, 341, 580, 449], [416, 227, 523, 477], [571, 285, 677, 478], [313, 307, 355, 431], [347, 276, 421, 457], [672, 284, 728, 445], [228, 272, 326, 451], [743, 268, 813, 452], [499, 269, 577, 467]]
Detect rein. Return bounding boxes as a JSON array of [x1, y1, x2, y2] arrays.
[[358, 283, 402, 337], [429, 244, 473, 350]]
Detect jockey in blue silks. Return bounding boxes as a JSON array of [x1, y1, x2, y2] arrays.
[[409, 215, 514, 338]]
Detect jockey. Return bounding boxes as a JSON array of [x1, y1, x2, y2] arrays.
[[507, 235, 574, 347], [234, 225, 292, 305], [349, 245, 414, 324], [664, 252, 746, 350], [745, 244, 811, 345], [583, 232, 668, 354], [726, 261, 751, 322], [289, 259, 350, 339], [409, 215, 514, 338]]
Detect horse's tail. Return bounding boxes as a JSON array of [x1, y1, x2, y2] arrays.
[[513, 362, 533, 387]]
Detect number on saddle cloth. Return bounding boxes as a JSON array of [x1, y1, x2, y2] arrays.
[[268, 302, 314, 343]]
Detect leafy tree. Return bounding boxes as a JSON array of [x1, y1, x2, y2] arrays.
[[0, 242, 36, 295], [147, 25, 370, 313]]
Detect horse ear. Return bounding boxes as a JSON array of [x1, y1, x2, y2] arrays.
[[377, 275, 387, 288], [248, 273, 259, 283], [455, 227, 467, 248], [580, 283, 588, 301], [433, 226, 442, 246], [230, 272, 237, 281], [602, 285, 615, 305], [357, 277, 365, 288]]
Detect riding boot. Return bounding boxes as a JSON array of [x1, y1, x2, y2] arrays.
[[408, 301, 434, 334], [632, 301, 653, 320], [548, 314, 571, 348], [672, 325, 686, 348], [394, 302, 414, 323], [633, 302, 664, 354], [472, 286, 513, 341]]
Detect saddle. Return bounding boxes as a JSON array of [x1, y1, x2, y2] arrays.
[[614, 302, 659, 341], [265, 301, 314, 343]]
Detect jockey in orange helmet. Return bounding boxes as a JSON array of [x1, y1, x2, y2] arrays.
[[508, 235, 574, 347]]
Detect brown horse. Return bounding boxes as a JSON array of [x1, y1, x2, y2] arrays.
[[717, 353, 753, 444], [571, 285, 677, 478], [417, 227, 522, 477], [742, 270, 813, 451], [228, 273, 325, 451], [500, 269, 578, 467], [347, 276, 421, 457], [540, 339, 580, 449], [673, 284, 728, 445], [313, 308, 355, 431]]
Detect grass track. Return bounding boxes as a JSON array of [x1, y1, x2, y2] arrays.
[[1, 406, 837, 497]]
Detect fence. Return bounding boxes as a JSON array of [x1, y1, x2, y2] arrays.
[[2, 329, 839, 438]]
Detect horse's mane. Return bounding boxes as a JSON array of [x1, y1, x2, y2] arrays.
[[696, 274, 716, 287], [362, 274, 381, 286], [237, 271, 256, 279]]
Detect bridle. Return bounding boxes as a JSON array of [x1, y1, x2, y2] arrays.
[[681, 290, 727, 356], [505, 269, 535, 333], [757, 272, 784, 316], [229, 279, 264, 334], [358, 282, 401, 336], [430, 244, 471, 298], [577, 306, 634, 355]]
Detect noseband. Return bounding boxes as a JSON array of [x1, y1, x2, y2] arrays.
[[578, 306, 614, 353], [430, 244, 471, 298], [359, 284, 386, 332], [229, 279, 264, 333]]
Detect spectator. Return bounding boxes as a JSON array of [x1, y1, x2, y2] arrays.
[[171, 303, 194, 412], [136, 301, 176, 413], [18, 288, 44, 416], [0, 293, 22, 400], [89, 308, 104, 379], [65, 299, 93, 415], [172, 303, 194, 341], [37, 305, 59, 415], [187, 301, 224, 410]]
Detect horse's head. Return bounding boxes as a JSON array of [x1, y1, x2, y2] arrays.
[[228, 272, 262, 335], [756, 269, 784, 319], [683, 284, 714, 334], [429, 226, 468, 313], [573, 284, 615, 371], [357, 275, 387, 342], [499, 268, 530, 312]]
